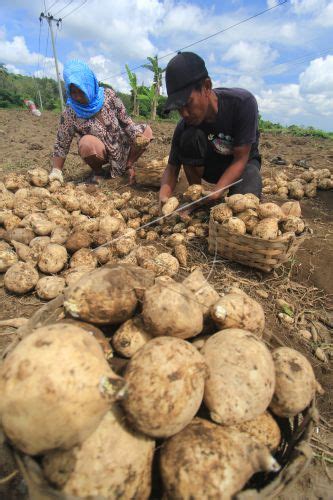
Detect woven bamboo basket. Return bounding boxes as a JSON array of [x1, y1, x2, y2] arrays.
[[135, 156, 169, 187], [208, 217, 308, 272], [1, 297, 317, 499]]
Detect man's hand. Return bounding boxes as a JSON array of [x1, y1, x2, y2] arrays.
[[49, 168, 64, 183], [158, 194, 169, 215]]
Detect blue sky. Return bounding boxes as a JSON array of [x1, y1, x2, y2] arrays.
[[1, 0, 333, 130]]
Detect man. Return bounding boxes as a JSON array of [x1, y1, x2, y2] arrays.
[[159, 52, 261, 210]]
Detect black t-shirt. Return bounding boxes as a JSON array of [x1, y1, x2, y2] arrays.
[[168, 88, 260, 170]]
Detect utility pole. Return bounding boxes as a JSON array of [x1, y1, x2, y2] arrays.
[[39, 13, 64, 111], [37, 89, 43, 111]]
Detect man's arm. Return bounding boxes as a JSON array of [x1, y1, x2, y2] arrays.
[[207, 144, 251, 202], [159, 163, 181, 204]]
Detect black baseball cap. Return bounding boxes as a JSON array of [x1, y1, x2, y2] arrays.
[[164, 52, 209, 112]]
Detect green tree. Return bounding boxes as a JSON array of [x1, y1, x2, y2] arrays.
[[125, 64, 139, 116], [138, 84, 157, 119], [143, 56, 165, 120]]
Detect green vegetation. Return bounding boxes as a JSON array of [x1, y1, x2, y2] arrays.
[[259, 115, 333, 139], [0, 63, 62, 110]]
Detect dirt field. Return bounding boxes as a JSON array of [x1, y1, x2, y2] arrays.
[[0, 109, 332, 499]]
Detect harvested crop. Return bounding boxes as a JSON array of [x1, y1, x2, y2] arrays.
[[50, 227, 70, 245], [252, 218, 279, 240], [7, 228, 35, 245], [237, 209, 259, 233], [160, 418, 279, 499], [211, 292, 265, 336], [211, 203, 233, 222], [202, 329, 275, 424], [166, 233, 185, 247], [288, 181, 304, 200], [11, 241, 38, 265], [318, 178, 333, 190], [226, 193, 259, 213], [31, 217, 54, 236], [36, 276, 66, 300], [0, 242, 18, 272], [281, 201, 301, 218], [183, 184, 203, 201], [80, 195, 101, 217], [222, 217, 246, 235], [154, 252, 180, 277], [99, 215, 121, 235], [43, 407, 154, 499], [142, 280, 203, 339], [46, 207, 71, 229], [94, 246, 111, 265], [3, 213, 21, 231], [174, 244, 188, 267], [258, 203, 283, 220], [27, 168, 49, 187], [64, 264, 154, 324], [38, 244, 68, 274], [162, 197, 179, 216], [270, 347, 322, 417], [122, 337, 207, 437], [112, 316, 153, 358], [228, 412, 281, 452], [0, 324, 125, 455], [4, 262, 39, 294], [183, 268, 219, 317], [146, 230, 159, 241], [304, 181, 317, 198], [65, 231, 92, 253], [29, 236, 50, 253], [281, 216, 305, 235], [63, 267, 90, 287], [69, 248, 98, 270], [4, 173, 29, 191]]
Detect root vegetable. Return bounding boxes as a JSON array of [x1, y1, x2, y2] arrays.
[[304, 181, 317, 198], [228, 412, 281, 452], [70, 248, 98, 270], [57, 193, 80, 212], [226, 193, 259, 213], [112, 316, 153, 358], [136, 245, 159, 266], [277, 187, 288, 199], [142, 280, 203, 339], [166, 233, 185, 247], [318, 178, 333, 190], [46, 207, 71, 229], [252, 218, 279, 240], [94, 246, 111, 264], [211, 203, 233, 222], [289, 181, 305, 199], [270, 347, 321, 417], [80, 196, 101, 217], [183, 184, 203, 201], [0, 191, 14, 209], [237, 209, 259, 233], [146, 230, 158, 241], [48, 180, 62, 192], [183, 268, 219, 317], [27, 168, 49, 187], [29, 236, 50, 253], [4, 262, 39, 294], [64, 264, 154, 324], [50, 227, 70, 245], [154, 252, 179, 277], [31, 217, 54, 236], [281, 216, 305, 235], [4, 173, 29, 191], [38, 244, 68, 274], [36, 276, 66, 300], [162, 197, 179, 216], [121, 208, 140, 221], [258, 203, 283, 220], [160, 418, 280, 500], [211, 292, 265, 336], [11, 241, 38, 265], [3, 213, 21, 231], [63, 267, 90, 287], [65, 231, 92, 253], [0, 324, 125, 455], [42, 407, 154, 499], [114, 236, 136, 257], [221, 217, 246, 235], [122, 337, 207, 437], [281, 201, 301, 217], [202, 329, 275, 424], [99, 215, 121, 234], [174, 244, 188, 267], [0, 243, 18, 272]]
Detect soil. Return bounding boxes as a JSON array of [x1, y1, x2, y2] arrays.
[[0, 109, 332, 499]]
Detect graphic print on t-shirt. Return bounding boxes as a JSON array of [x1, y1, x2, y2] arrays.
[[208, 132, 234, 155]]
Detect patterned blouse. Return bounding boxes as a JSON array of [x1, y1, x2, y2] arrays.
[[53, 88, 146, 177]]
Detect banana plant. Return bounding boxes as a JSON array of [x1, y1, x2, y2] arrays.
[[125, 64, 139, 116], [138, 84, 157, 120], [143, 56, 165, 120]]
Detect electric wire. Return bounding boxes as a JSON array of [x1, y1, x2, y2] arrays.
[[61, 0, 89, 19], [54, 0, 75, 17], [47, 0, 61, 11]]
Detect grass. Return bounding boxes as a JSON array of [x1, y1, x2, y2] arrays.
[[259, 117, 333, 139]]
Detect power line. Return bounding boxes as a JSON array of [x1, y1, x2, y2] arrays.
[[47, 0, 61, 11], [54, 0, 75, 16], [100, 0, 288, 83], [61, 0, 88, 19]]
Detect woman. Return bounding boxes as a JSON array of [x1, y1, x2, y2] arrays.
[[49, 60, 152, 184]]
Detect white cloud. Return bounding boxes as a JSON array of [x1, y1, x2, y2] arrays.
[[315, 1, 333, 25], [290, 0, 327, 14], [5, 63, 24, 74], [223, 41, 279, 73], [299, 55, 333, 95]]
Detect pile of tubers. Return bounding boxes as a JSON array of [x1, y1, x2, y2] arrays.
[[211, 193, 306, 240], [0, 263, 322, 499], [0, 168, 210, 299], [262, 168, 333, 199]]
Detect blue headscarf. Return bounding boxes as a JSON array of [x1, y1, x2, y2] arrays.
[[63, 60, 104, 119]]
